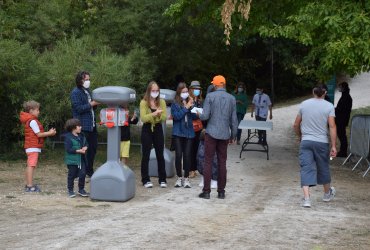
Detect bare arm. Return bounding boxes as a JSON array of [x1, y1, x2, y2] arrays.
[[328, 116, 337, 157], [37, 128, 56, 138], [293, 115, 302, 141]]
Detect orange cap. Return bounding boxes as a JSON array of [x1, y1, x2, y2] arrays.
[[211, 75, 226, 86]]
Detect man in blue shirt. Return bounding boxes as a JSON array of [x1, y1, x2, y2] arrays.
[[198, 75, 238, 199], [251, 86, 273, 145]]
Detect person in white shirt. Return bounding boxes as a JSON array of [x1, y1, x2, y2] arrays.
[[251, 87, 272, 145]]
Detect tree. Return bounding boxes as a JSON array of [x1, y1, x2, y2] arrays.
[[166, 0, 370, 79]]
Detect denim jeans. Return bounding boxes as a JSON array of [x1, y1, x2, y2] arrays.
[[67, 164, 86, 192], [83, 127, 98, 177], [173, 136, 193, 178]]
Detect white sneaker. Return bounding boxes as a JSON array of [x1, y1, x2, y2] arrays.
[[323, 187, 336, 202], [198, 176, 204, 187], [183, 178, 191, 188], [211, 179, 218, 189], [302, 197, 311, 208], [160, 182, 167, 188], [143, 181, 153, 188], [174, 177, 183, 188]]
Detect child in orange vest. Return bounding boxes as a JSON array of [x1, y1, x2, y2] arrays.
[[19, 100, 57, 192]]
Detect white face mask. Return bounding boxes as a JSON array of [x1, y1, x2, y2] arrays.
[[150, 91, 159, 98], [238, 87, 243, 93], [180, 92, 189, 100], [83, 80, 91, 89]]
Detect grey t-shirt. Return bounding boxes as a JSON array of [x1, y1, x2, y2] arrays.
[[298, 98, 335, 143]]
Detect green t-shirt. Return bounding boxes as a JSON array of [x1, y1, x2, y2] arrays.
[[233, 93, 248, 115]]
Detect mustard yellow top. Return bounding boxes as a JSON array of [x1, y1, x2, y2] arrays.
[[140, 99, 167, 130]]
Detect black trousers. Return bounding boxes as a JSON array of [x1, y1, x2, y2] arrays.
[[173, 136, 193, 178], [67, 164, 86, 192], [337, 124, 348, 154], [141, 123, 166, 184], [190, 131, 201, 172], [83, 127, 98, 177], [256, 116, 267, 143]]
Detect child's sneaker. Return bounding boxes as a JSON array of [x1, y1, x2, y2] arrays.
[[323, 187, 336, 202], [160, 182, 167, 188], [183, 178, 191, 188], [68, 190, 76, 198], [302, 197, 311, 208], [25, 185, 41, 193], [143, 181, 153, 188], [78, 189, 89, 197], [174, 177, 183, 187], [211, 179, 218, 189]]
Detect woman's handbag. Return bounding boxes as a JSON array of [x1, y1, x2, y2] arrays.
[[192, 119, 203, 132]]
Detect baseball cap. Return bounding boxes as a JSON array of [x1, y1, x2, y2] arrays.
[[190, 80, 201, 88], [211, 75, 226, 86]]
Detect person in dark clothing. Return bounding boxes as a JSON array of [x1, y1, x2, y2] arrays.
[[64, 118, 89, 198], [335, 82, 352, 157], [70, 71, 100, 178], [120, 105, 139, 165]]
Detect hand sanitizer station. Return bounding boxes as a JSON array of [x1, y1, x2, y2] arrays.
[[90, 86, 136, 202], [148, 89, 175, 177]]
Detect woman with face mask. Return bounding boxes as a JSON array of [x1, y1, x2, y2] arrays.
[[233, 82, 248, 145], [171, 83, 197, 188], [188, 81, 204, 178], [140, 81, 168, 188]]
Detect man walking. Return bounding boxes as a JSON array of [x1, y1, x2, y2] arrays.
[[198, 75, 238, 199], [293, 84, 337, 208], [251, 86, 272, 145]]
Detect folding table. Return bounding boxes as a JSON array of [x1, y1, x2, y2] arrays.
[[238, 120, 273, 160]]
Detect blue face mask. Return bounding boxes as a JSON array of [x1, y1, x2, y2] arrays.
[[193, 89, 201, 97]]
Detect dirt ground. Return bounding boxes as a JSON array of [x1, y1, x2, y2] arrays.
[[1, 73, 370, 250]]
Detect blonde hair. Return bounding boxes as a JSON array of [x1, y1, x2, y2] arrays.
[[23, 100, 40, 112], [143, 81, 160, 107]]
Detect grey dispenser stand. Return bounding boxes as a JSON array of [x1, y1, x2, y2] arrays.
[[90, 86, 136, 202]]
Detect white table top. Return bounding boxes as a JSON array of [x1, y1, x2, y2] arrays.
[[238, 120, 273, 130]]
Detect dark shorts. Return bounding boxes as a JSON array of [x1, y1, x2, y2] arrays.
[[299, 140, 331, 187]]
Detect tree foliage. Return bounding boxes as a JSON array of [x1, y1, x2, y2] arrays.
[[166, 0, 370, 79]]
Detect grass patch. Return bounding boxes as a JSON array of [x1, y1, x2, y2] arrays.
[[6, 195, 16, 199]]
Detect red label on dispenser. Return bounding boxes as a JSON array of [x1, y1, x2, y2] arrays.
[[106, 108, 115, 121]]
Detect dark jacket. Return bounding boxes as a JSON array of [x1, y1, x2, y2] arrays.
[[335, 90, 352, 127], [70, 87, 96, 132], [64, 132, 88, 166]]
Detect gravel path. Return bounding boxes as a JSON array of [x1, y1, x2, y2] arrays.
[[1, 73, 369, 249]]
